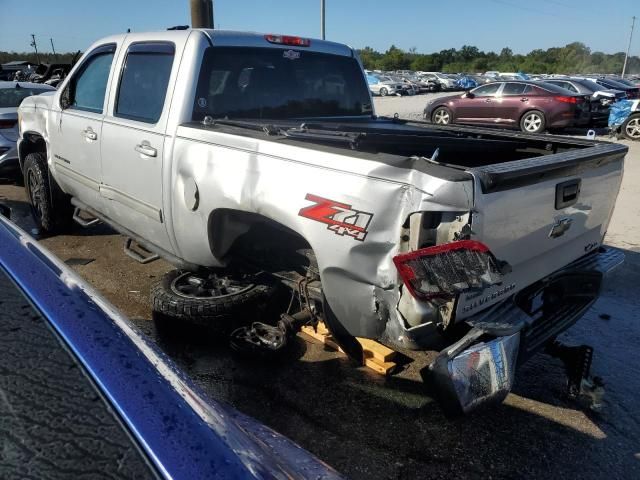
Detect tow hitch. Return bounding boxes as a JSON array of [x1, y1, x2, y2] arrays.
[[545, 340, 605, 411]]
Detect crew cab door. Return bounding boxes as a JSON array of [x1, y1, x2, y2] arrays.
[[50, 44, 116, 207], [100, 42, 176, 251]]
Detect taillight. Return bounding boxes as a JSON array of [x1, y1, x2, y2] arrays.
[[0, 119, 17, 129], [393, 240, 505, 300], [554, 95, 578, 104], [265, 34, 311, 47]]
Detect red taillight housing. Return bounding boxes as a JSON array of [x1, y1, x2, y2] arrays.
[[554, 95, 578, 104], [393, 240, 504, 300], [265, 34, 311, 47]]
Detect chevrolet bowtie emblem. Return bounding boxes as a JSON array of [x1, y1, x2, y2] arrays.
[[549, 218, 573, 238]]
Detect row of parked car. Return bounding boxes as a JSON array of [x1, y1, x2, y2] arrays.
[[422, 76, 640, 138]]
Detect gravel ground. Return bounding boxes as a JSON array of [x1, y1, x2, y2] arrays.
[[1, 100, 639, 478]]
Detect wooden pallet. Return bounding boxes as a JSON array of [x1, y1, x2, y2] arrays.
[[300, 322, 398, 375]]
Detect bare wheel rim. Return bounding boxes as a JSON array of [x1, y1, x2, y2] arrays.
[[523, 113, 543, 132], [170, 272, 254, 299], [625, 118, 640, 138], [27, 169, 44, 220], [434, 109, 450, 124]]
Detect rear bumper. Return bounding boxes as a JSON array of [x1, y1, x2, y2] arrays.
[[426, 247, 623, 415]]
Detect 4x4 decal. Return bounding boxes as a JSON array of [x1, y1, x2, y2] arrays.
[[298, 194, 373, 241]]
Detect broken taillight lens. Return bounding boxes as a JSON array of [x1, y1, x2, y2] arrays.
[[393, 240, 504, 300]]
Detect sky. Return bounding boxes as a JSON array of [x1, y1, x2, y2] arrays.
[[0, 0, 638, 56]]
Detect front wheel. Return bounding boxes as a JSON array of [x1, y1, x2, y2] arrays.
[[520, 110, 546, 134], [622, 114, 640, 140], [23, 152, 72, 234], [432, 107, 452, 125], [379, 87, 388, 97]]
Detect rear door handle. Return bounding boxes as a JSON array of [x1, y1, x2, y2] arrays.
[[520, 97, 529, 102], [82, 128, 97, 141], [134, 142, 157, 157]]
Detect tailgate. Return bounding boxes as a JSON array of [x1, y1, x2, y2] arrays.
[[456, 141, 626, 319]]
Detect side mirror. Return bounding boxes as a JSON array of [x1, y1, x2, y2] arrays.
[[464, 92, 475, 99]]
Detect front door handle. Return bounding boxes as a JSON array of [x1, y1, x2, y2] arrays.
[[134, 142, 157, 157], [82, 127, 97, 141], [485, 98, 492, 102]]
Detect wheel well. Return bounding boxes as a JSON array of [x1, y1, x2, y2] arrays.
[[519, 109, 545, 123], [19, 132, 46, 172], [431, 105, 450, 121], [207, 209, 317, 275]]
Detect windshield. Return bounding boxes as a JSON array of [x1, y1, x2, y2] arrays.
[[193, 47, 372, 120], [0, 87, 51, 108]]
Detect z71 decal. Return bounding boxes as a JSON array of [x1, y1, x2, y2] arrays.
[[298, 194, 373, 241]]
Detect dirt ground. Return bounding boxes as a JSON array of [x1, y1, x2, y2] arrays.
[[1, 97, 639, 479]]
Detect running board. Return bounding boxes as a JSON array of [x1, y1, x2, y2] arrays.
[[72, 207, 101, 227], [123, 237, 160, 264]]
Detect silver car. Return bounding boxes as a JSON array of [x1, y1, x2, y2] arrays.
[[0, 81, 55, 177], [367, 75, 402, 96]]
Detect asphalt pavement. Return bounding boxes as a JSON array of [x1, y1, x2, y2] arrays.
[[1, 99, 638, 479]]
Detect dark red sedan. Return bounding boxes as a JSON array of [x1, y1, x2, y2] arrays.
[[423, 81, 591, 133]]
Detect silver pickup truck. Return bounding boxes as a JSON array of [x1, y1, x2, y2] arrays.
[[17, 29, 626, 414]]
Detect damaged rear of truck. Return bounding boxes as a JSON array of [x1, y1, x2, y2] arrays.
[[17, 29, 626, 415]]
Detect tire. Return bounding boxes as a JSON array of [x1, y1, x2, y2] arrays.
[[379, 87, 388, 97], [622, 114, 640, 140], [23, 152, 72, 234], [432, 106, 452, 125], [150, 269, 278, 329], [520, 110, 546, 134]]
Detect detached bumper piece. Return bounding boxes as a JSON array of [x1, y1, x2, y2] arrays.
[[426, 329, 520, 416], [425, 247, 624, 416]]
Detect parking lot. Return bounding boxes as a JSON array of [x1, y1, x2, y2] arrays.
[[1, 94, 639, 479]]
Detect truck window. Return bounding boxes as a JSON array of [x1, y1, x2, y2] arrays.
[[115, 42, 175, 123], [65, 45, 115, 114], [192, 47, 372, 120]]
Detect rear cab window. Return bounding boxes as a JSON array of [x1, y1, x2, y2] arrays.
[[115, 42, 175, 123], [192, 46, 372, 120]]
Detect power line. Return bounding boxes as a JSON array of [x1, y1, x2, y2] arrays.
[[622, 16, 636, 78]]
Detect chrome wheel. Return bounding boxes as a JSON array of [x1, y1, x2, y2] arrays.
[[523, 113, 543, 132], [624, 117, 640, 139], [433, 108, 451, 125], [170, 272, 254, 299], [379, 87, 388, 97]]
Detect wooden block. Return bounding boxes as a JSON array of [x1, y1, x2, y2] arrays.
[[364, 358, 397, 375], [357, 337, 396, 363], [300, 322, 398, 376]]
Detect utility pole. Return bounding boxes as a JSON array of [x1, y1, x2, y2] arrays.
[[622, 16, 636, 78], [50, 38, 56, 56], [320, 0, 326, 40], [190, 0, 214, 28], [30, 34, 40, 64]]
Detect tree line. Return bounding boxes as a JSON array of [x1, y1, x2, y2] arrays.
[[0, 51, 79, 66], [3, 41, 639, 76], [358, 42, 640, 75]]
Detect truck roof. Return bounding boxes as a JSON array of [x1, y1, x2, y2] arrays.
[[92, 29, 354, 57]]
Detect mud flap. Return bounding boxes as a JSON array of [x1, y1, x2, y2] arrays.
[[322, 295, 364, 365]]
